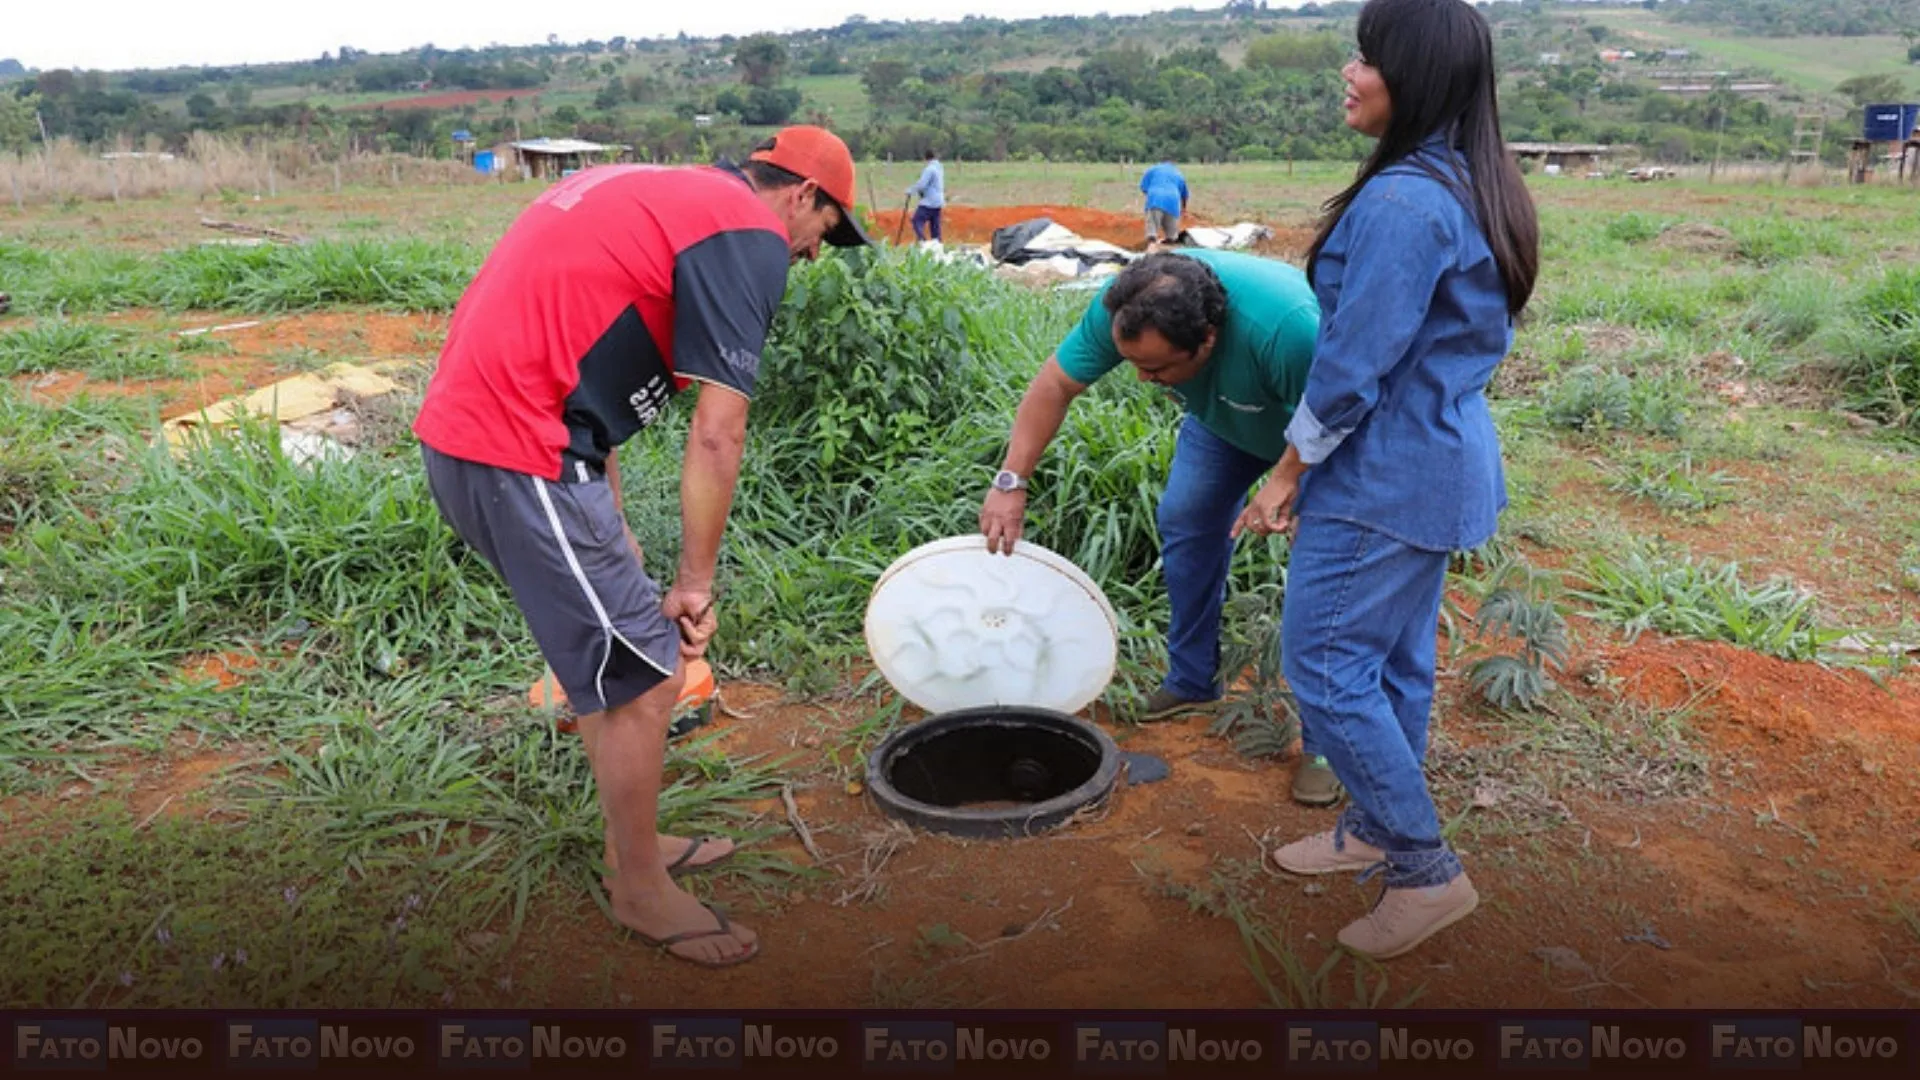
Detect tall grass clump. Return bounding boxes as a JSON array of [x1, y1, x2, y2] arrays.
[[1742, 267, 1839, 350], [145, 240, 481, 312], [0, 318, 186, 380], [1603, 212, 1667, 245], [0, 414, 526, 747], [1820, 265, 1920, 432], [3, 240, 481, 315], [1539, 366, 1693, 437], [1542, 276, 1712, 331], [755, 249, 1064, 478], [1574, 546, 1834, 661], [1725, 216, 1845, 265], [52, 420, 511, 659]]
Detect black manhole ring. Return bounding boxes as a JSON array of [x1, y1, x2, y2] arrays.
[[865, 705, 1121, 839]]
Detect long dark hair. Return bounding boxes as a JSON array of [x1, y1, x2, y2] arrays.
[[1306, 0, 1539, 316]]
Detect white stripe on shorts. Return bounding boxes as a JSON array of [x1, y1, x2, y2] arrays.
[[530, 475, 673, 712]]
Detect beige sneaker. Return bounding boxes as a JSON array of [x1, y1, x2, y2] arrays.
[[1336, 874, 1479, 960], [1271, 828, 1384, 876]]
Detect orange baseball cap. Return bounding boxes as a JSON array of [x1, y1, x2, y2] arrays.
[[749, 125, 871, 248]]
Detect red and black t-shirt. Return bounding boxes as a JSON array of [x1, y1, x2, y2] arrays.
[[413, 163, 790, 481]]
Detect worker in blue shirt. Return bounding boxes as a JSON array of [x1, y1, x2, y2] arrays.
[[907, 149, 945, 243], [1139, 161, 1189, 248]]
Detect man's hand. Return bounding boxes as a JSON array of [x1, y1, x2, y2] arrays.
[[1232, 473, 1299, 538], [663, 585, 717, 660], [1233, 454, 1307, 539], [980, 488, 1028, 555]]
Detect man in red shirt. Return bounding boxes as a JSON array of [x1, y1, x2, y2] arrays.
[[413, 126, 868, 968]]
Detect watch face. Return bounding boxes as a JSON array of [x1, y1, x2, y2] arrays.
[[995, 471, 1020, 491]]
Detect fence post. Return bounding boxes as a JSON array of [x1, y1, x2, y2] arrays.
[[110, 159, 121, 203], [9, 166, 21, 211], [333, 161, 341, 193], [268, 160, 277, 197], [391, 160, 399, 186]]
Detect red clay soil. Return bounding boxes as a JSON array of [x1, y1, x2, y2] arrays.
[[464, 631, 1920, 1011], [871, 204, 1173, 250], [10, 312, 445, 418], [342, 90, 533, 112], [178, 650, 265, 691]]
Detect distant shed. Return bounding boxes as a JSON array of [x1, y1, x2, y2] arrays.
[[1507, 142, 1614, 174], [509, 137, 632, 180]]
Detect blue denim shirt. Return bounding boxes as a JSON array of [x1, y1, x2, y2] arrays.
[[1284, 138, 1514, 553]]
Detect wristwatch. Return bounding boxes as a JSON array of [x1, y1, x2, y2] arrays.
[[991, 469, 1028, 493]]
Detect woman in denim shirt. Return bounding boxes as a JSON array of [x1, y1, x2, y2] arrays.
[[1232, 0, 1539, 958]]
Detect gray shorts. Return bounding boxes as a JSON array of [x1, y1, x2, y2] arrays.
[[1147, 208, 1181, 241], [422, 444, 681, 716]]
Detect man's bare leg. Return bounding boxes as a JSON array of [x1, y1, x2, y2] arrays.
[[576, 666, 756, 964], [577, 710, 736, 877]]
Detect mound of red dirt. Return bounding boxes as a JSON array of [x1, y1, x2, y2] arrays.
[[1603, 636, 1920, 751], [870, 204, 1161, 250]]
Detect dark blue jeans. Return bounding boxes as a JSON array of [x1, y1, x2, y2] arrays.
[[1280, 514, 1462, 889], [911, 205, 942, 241], [1158, 416, 1274, 702]]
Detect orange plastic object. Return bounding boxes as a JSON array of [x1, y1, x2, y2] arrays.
[[532, 659, 715, 735]]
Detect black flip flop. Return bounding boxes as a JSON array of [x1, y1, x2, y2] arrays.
[[634, 902, 759, 969], [666, 836, 735, 878], [600, 837, 737, 892]]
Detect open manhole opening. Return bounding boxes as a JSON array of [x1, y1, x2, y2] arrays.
[[867, 706, 1120, 839]]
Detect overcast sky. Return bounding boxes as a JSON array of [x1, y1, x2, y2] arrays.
[[10, 0, 1261, 72]]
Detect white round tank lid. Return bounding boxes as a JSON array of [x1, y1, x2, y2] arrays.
[[863, 535, 1120, 716]]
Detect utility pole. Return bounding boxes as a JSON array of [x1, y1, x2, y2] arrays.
[[1709, 106, 1727, 182], [35, 110, 51, 188]]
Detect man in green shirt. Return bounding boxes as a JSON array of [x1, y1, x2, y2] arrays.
[[978, 250, 1337, 806]]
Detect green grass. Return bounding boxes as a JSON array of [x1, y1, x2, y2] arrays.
[[0, 239, 479, 315], [1573, 546, 1837, 661], [1607, 452, 1740, 512], [0, 319, 193, 381], [795, 74, 872, 130], [1820, 265, 1920, 431], [1539, 366, 1695, 438]]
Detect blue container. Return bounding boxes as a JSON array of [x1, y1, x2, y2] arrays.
[[1863, 104, 1917, 141], [473, 150, 495, 174]]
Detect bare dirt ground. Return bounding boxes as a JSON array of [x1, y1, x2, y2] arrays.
[[459, 637, 1918, 1010], [19, 574, 1915, 1010]]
